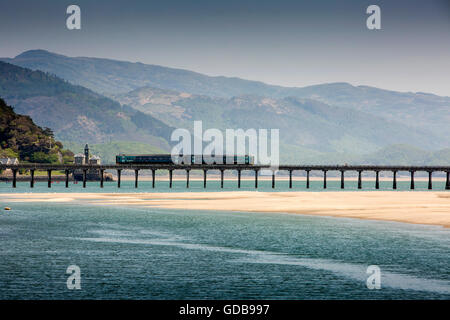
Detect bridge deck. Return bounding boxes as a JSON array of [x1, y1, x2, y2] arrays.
[[1, 163, 449, 190], [1, 163, 450, 171]]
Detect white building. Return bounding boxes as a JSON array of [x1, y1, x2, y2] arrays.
[[0, 157, 18, 175], [74, 153, 86, 165], [0, 157, 19, 165]]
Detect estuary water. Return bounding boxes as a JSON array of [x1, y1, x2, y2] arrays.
[[0, 175, 447, 193], [0, 180, 449, 299]]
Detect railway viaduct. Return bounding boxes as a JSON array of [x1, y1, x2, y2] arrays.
[[1, 163, 450, 190]]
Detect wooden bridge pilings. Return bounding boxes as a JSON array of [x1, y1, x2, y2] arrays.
[[2, 164, 450, 190]]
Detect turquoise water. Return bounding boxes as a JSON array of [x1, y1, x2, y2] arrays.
[[0, 180, 449, 299], [0, 177, 447, 193]]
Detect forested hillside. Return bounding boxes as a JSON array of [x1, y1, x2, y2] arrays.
[[0, 98, 73, 163], [0, 61, 174, 149]]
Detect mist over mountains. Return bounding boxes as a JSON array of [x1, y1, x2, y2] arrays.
[[114, 86, 444, 158], [1, 49, 449, 164], [0, 61, 173, 149]]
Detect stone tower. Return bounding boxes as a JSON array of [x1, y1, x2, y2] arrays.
[[84, 144, 89, 164]]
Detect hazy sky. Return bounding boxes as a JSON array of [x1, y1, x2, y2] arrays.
[[1, 0, 449, 96]]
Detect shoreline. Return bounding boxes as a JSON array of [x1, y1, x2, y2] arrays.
[[1, 191, 449, 229]]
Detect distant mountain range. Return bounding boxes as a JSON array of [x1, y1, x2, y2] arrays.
[[1, 49, 289, 97], [3, 50, 449, 140], [1, 49, 449, 164], [114, 86, 446, 161], [0, 61, 173, 150]]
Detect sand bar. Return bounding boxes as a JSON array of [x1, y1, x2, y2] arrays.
[[1, 191, 450, 228]]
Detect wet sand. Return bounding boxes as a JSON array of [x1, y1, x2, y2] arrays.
[[1, 191, 450, 228]]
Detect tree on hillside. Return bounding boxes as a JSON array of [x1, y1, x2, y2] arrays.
[[0, 97, 74, 163]]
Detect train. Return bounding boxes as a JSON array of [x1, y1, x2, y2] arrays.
[[116, 154, 254, 165]]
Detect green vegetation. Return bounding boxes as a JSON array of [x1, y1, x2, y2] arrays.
[[62, 141, 165, 164], [0, 98, 73, 163], [0, 61, 173, 149]]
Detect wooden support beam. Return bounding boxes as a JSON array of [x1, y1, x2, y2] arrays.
[[289, 170, 293, 189], [30, 169, 35, 188], [12, 169, 17, 188], [375, 171, 379, 189], [272, 170, 275, 188], [238, 169, 241, 188], [358, 170, 362, 189], [428, 171, 432, 190], [169, 169, 173, 188], [393, 171, 397, 190], [186, 169, 190, 188], [134, 169, 139, 188], [340, 170, 345, 189], [254, 169, 258, 188], [152, 169, 155, 188], [117, 169, 121, 188], [48, 169, 52, 188], [323, 170, 327, 189], [82, 169, 86, 188], [410, 171, 415, 190], [100, 169, 104, 188], [306, 170, 310, 189], [65, 170, 69, 188], [203, 169, 207, 188], [220, 169, 224, 188], [446, 171, 450, 190]]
